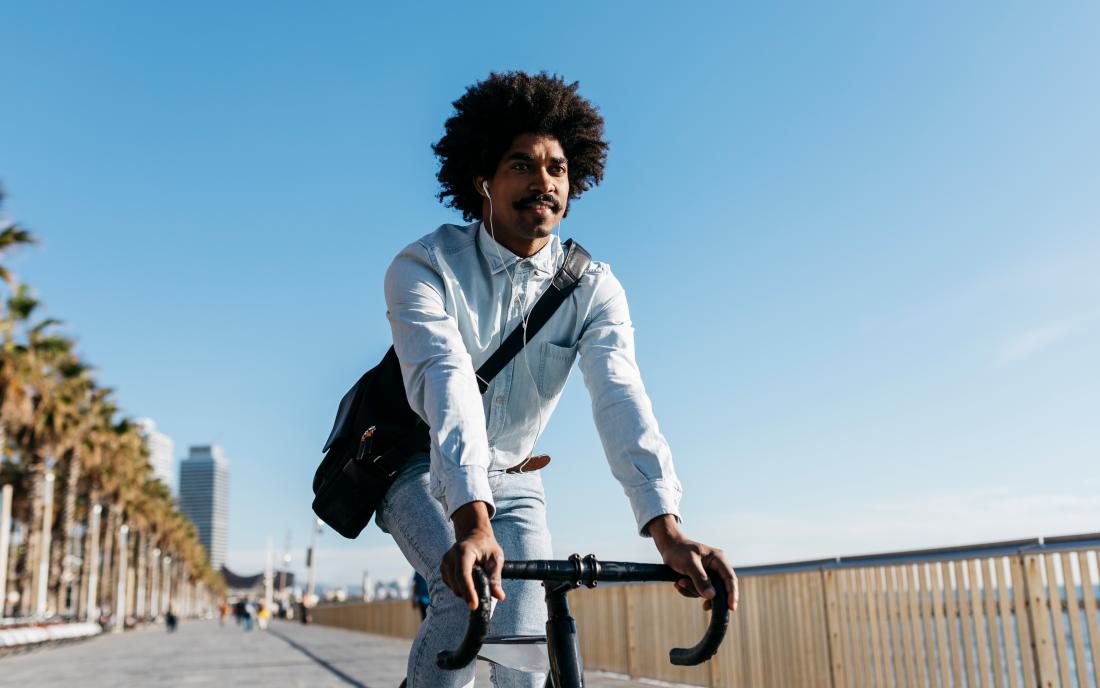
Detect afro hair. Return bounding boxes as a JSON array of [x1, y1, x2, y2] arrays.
[[432, 71, 609, 222]]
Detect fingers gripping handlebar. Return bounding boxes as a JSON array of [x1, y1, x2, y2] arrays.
[[436, 558, 730, 671], [435, 568, 493, 670], [669, 573, 729, 666]]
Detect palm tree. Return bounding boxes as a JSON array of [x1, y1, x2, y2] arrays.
[[0, 187, 225, 619], [14, 313, 79, 615], [35, 349, 95, 613], [75, 391, 117, 619], [2, 288, 71, 615], [0, 184, 39, 462]]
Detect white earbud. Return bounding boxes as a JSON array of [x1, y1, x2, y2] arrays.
[[482, 180, 490, 197]]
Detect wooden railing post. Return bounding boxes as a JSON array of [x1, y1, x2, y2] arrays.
[[821, 568, 844, 688], [625, 584, 639, 680], [709, 641, 722, 688], [1020, 553, 1056, 687], [1078, 549, 1100, 688]]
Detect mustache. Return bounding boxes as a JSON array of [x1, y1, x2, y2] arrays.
[[513, 193, 561, 213]]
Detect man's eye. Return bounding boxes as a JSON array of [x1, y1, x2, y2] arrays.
[[550, 166, 566, 175], [512, 163, 529, 171]]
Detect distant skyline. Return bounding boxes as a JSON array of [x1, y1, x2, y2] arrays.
[[178, 445, 230, 571], [2, 2, 1098, 586], [137, 418, 175, 493]]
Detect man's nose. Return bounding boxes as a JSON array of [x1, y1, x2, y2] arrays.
[[529, 167, 556, 192]]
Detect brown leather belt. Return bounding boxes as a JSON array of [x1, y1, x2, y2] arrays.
[[504, 454, 551, 474]]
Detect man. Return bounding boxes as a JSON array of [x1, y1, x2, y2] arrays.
[[379, 72, 737, 688]]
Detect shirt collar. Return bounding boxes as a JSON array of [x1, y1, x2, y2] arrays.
[[477, 222, 560, 276]]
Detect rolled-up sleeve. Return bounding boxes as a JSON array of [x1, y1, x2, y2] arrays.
[[577, 268, 683, 535], [384, 242, 495, 518]]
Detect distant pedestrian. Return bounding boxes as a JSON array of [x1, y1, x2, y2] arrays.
[[412, 572, 430, 621], [165, 608, 178, 633], [219, 600, 229, 626], [243, 599, 255, 631], [257, 603, 271, 631]]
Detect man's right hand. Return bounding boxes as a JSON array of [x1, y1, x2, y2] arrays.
[[441, 501, 506, 610]]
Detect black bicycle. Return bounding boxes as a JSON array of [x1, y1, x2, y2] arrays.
[[431, 553, 730, 688]]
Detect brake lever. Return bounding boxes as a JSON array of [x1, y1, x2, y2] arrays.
[[436, 567, 492, 670], [668, 574, 730, 666]]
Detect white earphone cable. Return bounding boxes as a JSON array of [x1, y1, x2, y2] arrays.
[[484, 184, 547, 450]]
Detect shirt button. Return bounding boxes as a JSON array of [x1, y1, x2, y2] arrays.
[[495, 395, 504, 404]]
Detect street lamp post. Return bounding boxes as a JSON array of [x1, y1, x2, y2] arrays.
[[305, 518, 322, 608], [0, 484, 12, 618], [35, 471, 56, 617], [149, 547, 161, 618], [264, 536, 274, 612], [280, 552, 291, 603], [279, 529, 291, 609], [84, 504, 102, 621], [161, 555, 171, 615]]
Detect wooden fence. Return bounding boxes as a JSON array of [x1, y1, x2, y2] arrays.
[[312, 597, 421, 640], [313, 533, 1100, 687]]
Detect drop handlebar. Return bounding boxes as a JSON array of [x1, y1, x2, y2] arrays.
[[436, 556, 730, 671]]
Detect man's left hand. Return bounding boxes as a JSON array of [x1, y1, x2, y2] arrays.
[[646, 514, 738, 612]]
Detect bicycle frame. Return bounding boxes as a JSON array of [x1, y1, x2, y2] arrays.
[[437, 554, 730, 688]]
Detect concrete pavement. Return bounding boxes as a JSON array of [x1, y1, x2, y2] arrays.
[[0, 619, 666, 687]]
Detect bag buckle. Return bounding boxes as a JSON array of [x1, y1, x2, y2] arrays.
[[372, 453, 398, 479], [356, 426, 398, 479]]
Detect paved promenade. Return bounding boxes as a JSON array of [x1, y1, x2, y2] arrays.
[[0, 619, 659, 687]]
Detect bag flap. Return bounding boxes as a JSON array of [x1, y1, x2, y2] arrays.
[[323, 369, 371, 453]]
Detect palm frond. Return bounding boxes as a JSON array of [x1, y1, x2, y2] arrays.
[[28, 317, 64, 337], [0, 225, 38, 251], [6, 284, 39, 321]]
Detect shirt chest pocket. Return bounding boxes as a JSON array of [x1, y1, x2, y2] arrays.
[[536, 341, 578, 400]]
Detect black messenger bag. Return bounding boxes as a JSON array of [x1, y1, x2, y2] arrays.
[[312, 239, 592, 539]]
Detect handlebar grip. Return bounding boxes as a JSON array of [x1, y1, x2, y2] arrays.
[[436, 567, 492, 670], [668, 576, 730, 666]]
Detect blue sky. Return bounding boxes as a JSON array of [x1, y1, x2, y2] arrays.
[[2, 2, 1098, 587]]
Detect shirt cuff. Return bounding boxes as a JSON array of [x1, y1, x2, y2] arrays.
[[442, 464, 496, 520], [624, 479, 683, 537]]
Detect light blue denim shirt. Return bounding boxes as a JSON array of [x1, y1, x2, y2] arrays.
[[384, 222, 682, 535]]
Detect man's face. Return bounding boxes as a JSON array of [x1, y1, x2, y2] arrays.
[[478, 133, 569, 253]]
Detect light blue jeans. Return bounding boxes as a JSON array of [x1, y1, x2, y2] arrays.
[[376, 453, 552, 688]]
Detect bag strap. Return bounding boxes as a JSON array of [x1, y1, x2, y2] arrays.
[[474, 239, 592, 393]]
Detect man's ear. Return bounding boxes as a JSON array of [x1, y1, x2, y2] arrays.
[[475, 177, 489, 197]]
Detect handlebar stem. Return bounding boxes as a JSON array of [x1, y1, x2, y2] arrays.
[[545, 581, 584, 688]]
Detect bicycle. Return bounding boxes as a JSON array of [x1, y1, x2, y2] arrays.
[[421, 553, 730, 688]]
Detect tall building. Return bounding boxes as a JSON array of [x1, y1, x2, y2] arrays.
[[178, 444, 230, 570], [136, 418, 175, 493]]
